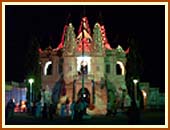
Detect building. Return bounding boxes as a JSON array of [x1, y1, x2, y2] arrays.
[[139, 82, 165, 110], [39, 17, 132, 115], [5, 81, 27, 107]]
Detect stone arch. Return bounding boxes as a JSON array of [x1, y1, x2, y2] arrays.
[[77, 87, 91, 104], [140, 90, 146, 109], [44, 61, 52, 75], [116, 61, 125, 75]]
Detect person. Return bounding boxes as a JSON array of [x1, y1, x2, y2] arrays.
[[76, 97, 89, 120], [52, 74, 66, 105], [65, 98, 70, 117], [80, 61, 88, 74], [81, 99, 91, 119], [6, 99, 15, 119], [42, 103, 48, 119], [19, 100, 22, 112], [73, 100, 79, 120], [60, 75, 66, 96], [126, 100, 141, 125], [77, 99, 84, 119], [35, 100, 42, 118], [31, 101, 36, 116], [74, 98, 83, 120], [60, 103, 66, 118], [26, 101, 31, 113], [20, 101, 26, 112], [70, 101, 76, 120], [49, 104, 55, 120]]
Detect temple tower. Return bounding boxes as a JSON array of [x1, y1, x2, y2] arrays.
[[39, 17, 129, 115]]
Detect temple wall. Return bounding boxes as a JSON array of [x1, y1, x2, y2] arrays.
[[63, 57, 77, 84], [64, 80, 108, 115], [91, 57, 105, 81]]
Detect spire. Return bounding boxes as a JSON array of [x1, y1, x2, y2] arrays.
[[78, 17, 91, 35], [100, 25, 112, 50], [77, 17, 92, 53]]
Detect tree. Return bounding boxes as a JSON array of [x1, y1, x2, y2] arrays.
[[25, 37, 41, 101], [125, 34, 143, 103]]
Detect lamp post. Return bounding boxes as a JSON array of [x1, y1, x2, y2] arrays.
[[133, 79, 139, 105], [81, 18, 85, 96], [28, 78, 34, 104]]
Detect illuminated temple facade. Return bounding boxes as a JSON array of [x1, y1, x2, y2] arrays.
[[39, 17, 130, 115]]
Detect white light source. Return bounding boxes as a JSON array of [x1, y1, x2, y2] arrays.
[[116, 61, 125, 75], [133, 79, 139, 106], [77, 56, 91, 73], [133, 79, 139, 84], [44, 61, 52, 75], [83, 94, 86, 98], [28, 78, 34, 85], [28, 78, 34, 103], [142, 90, 147, 98]]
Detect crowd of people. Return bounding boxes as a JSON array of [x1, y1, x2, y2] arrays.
[[5, 99, 56, 120], [59, 97, 90, 120], [28, 101, 56, 120], [5, 96, 90, 121], [5, 95, 141, 124]]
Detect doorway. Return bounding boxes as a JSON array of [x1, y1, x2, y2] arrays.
[[77, 87, 90, 105]]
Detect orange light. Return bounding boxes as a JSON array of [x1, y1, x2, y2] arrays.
[[141, 90, 147, 98], [21, 101, 26, 112]]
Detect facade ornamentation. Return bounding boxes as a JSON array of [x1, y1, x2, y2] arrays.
[[39, 17, 130, 115]]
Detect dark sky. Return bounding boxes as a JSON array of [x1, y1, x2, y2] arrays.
[[5, 5, 165, 91]]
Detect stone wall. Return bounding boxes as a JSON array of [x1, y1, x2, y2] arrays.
[[139, 82, 165, 109]]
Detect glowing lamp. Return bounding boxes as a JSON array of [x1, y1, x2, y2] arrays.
[[133, 79, 139, 84], [28, 78, 34, 104], [28, 78, 34, 85], [133, 79, 139, 105], [83, 94, 86, 98]]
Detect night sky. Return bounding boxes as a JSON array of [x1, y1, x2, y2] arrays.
[[5, 5, 165, 91]]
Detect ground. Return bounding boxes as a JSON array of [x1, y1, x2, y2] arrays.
[[5, 109, 165, 126]]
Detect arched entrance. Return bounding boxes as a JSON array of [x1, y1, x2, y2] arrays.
[[77, 88, 90, 104]]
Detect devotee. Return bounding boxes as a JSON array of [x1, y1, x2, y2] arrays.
[[6, 99, 15, 119]]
